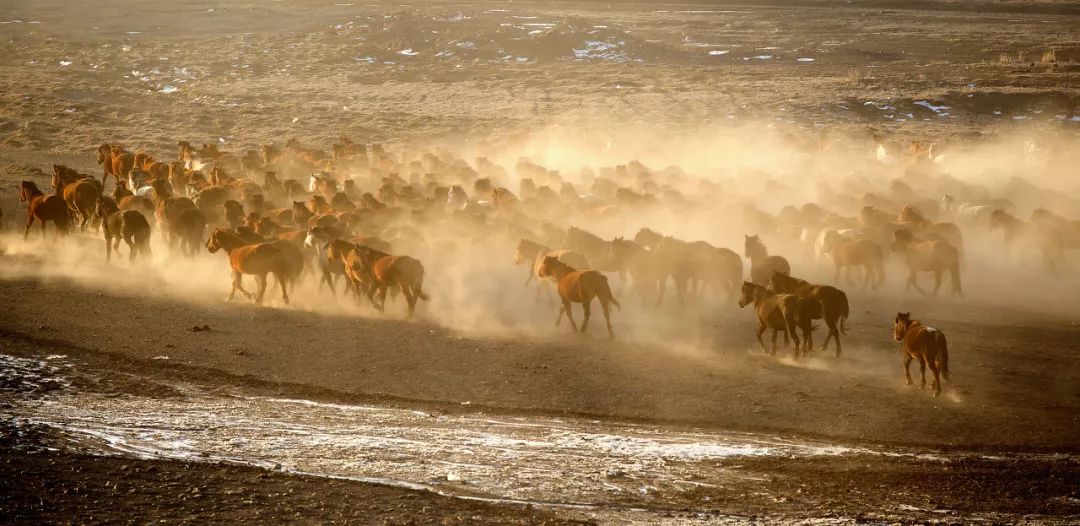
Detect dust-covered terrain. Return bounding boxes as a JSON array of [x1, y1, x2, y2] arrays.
[[2, 0, 1080, 524]]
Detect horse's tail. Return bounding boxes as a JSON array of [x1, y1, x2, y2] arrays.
[[601, 274, 621, 311], [838, 291, 850, 334], [408, 258, 429, 301], [937, 332, 950, 382]]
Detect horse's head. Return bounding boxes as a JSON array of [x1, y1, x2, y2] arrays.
[[19, 180, 35, 202], [894, 312, 912, 342], [96, 144, 111, 165], [537, 255, 564, 279], [743, 235, 763, 258], [736, 281, 757, 308], [205, 228, 227, 253]]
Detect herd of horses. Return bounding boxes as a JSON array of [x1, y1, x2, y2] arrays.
[[10, 137, 1079, 397]]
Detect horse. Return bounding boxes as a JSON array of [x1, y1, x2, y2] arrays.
[[52, 165, 102, 231], [890, 229, 962, 297], [736, 281, 801, 357], [822, 233, 885, 290], [896, 205, 964, 261], [18, 180, 69, 240], [744, 234, 790, 285], [1030, 208, 1080, 272], [893, 312, 950, 397], [610, 238, 667, 305], [657, 236, 743, 305], [769, 272, 849, 356], [537, 256, 621, 338], [96, 197, 151, 262], [305, 226, 347, 296], [205, 228, 290, 305], [326, 239, 429, 317]]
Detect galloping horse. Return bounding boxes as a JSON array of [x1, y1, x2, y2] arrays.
[[52, 164, 102, 231], [890, 229, 962, 297], [769, 272, 849, 356], [736, 281, 801, 357], [893, 312, 950, 397], [205, 228, 290, 305], [19, 180, 69, 240], [537, 256, 621, 338]]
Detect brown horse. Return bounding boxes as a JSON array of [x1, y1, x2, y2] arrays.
[[96, 197, 151, 262], [893, 312, 950, 397], [19, 181, 69, 240], [110, 146, 136, 188], [205, 228, 290, 305], [52, 165, 102, 231], [537, 256, 621, 338], [769, 272, 849, 357], [610, 238, 667, 305], [737, 281, 801, 357], [658, 236, 743, 304], [822, 233, 885, 290], [745, 234, 790, 285], [326, 239, 429, 317], [564, 226, 622, 274], [890, 229, 962, 297]]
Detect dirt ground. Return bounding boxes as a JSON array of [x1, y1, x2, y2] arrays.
[[2, 0, 1080, 523]]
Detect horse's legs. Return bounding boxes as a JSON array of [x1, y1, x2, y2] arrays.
[[601, 298, 614, 339], [580, 298, 592, 335], [931, 270, 943, 297], [254, 273, 268, 304], [903, 354, 913, 385], [24, 213, 34, 241], [104, 235, 113, 262], [524, 271, 534, 288], [402, 286, 416, 317], [124, 237, 136, 263], [918, 358, 927, 389], [908, 269, 926, 294], [563, 300, 578, 332], [756, 324, 767, 353], [555, 302, 565, 326], [276, 272, 289, 305], [928, 360, 941, 397], [655, 276, 667, 307], [770, 329, 779, 356], [228, 271, 241, 301]]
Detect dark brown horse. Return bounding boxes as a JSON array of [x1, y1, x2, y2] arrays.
[[893, 312, 950, 397], [18, 181, 69, 240], [537, 256, 621, 338], [745, 234, 790, 285], [769, 272, 849, 356], [610, 238, 667, 305], [736, 281, 801, 357], [658, 236, 743, 304], [96, 197, 151, 262], [205, 228, 290, 305]]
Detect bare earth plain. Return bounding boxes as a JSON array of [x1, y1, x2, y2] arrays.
[[1, 0, 1080, 524]]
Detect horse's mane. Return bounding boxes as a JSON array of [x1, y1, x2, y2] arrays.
[[21, 180, 43, 195], [898, 205, 927, 224]]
